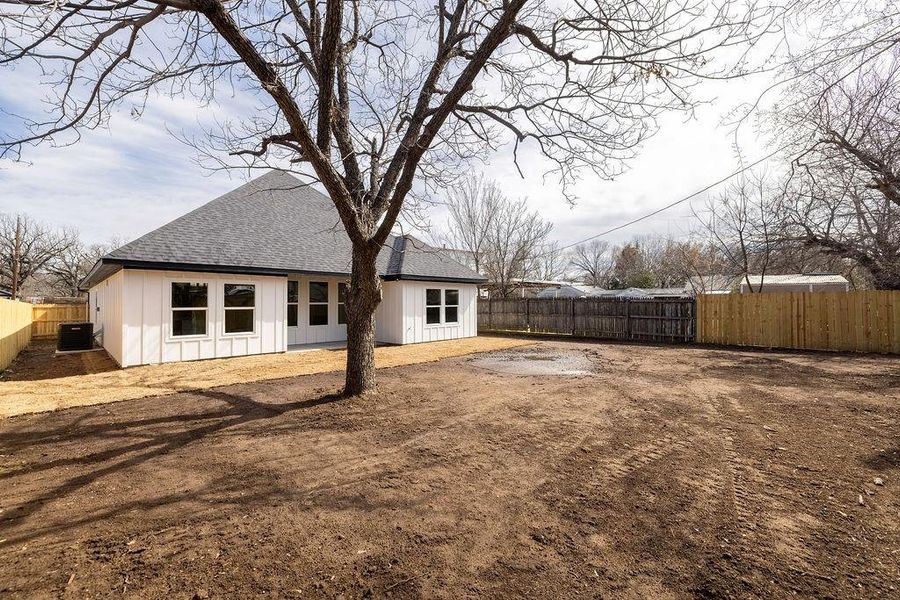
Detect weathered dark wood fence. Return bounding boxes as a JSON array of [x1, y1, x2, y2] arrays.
[[478, 297, 695, 343]]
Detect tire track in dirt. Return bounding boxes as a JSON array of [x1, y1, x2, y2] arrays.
[[704, 391, 819, 575], [707, 395, 761, 537], [591, 435, 692, 486]]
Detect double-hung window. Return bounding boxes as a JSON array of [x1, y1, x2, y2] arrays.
[[309, 281, 329, 326], [224, 283, 255, 334], [171, 282, 208, 337], [338, 282, 348, 325], [444, 290, 459, 323], [287, 280, 299, 327], [425, 288, 460, 325], [426, 288, 442, 324]]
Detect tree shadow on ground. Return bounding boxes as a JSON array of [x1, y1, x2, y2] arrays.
[[863, 445, 900, 471], [0, 388, 345, 545]]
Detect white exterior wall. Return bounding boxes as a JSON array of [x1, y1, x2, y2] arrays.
[[90, 269, 478, 367], [378, 281, 478, 344], [375, 281, 405, 344], [88, 270, 125, 366], [287, 276, 348, 345], [115, 269, 286, 367]]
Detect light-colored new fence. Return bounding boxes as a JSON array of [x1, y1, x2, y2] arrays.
[[31, 303, 89, 340], [478, 297, 695, 342], [1, 298, 33, 370], [696, 291, 900, 354]]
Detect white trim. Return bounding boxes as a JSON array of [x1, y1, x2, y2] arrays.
[[220, 280, 261, 338], [424, 286, 460, 328], [166, 278, 212, 342], [308, 280, 330, 327]]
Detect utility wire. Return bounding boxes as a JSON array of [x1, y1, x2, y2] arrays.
[[555, 145, 787, 253]]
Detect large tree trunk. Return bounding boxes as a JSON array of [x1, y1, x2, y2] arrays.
[[344, 244, 382, 396]]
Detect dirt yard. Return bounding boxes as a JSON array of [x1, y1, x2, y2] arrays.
[[0, 336, 531, 418], [1, 340, 898, 598]]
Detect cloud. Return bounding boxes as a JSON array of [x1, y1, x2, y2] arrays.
[[1, 57, 775, 250]]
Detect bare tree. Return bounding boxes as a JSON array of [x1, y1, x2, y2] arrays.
[[570, 240, 614, 287], [441, 175, 503, 274], [770, 54, 900, 289], [693, 171, 783, 292], [482, 197, 552, 298], [529, 241, 566, 282], [0, 214, 77, 299], [1, 0, 778, 393], [45, 238, 123, 297]]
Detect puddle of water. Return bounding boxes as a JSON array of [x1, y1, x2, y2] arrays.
[[470, 349, 595, 376]]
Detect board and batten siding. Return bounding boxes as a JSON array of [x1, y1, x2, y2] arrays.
[[393, 281, 478, 344], [375, 281, 405, 344], [115, 269, 286, 367], [88, 270, 125, 366], [288, 276, 349, 346]]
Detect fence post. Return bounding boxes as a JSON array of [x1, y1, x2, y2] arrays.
[[488, 297, 492, 331], [625, 299, 632, 340], [571, 299, 576, 336], [525, 298, 530, 331]]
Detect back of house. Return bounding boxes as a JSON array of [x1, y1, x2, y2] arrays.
[[80, 170, 485, 367]]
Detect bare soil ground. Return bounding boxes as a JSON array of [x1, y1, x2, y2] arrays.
[[1, 340, 898, 599], [0, 336, 531, 418]]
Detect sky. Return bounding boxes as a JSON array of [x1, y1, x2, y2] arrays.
[[0, 22, 776, 251]]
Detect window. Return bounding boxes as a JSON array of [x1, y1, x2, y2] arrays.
[[287, 280, 299, 327], [426, 288, 441, 324], [224, 283, 255, 334], [444, 289, 459, 323], [172, 282, 207, 337], [309, 281, 329, 326], [425, 288, 460, 325], [338, 282, 348, 325]]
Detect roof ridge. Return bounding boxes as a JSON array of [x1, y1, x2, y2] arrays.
[[387, 235, 407, 277]]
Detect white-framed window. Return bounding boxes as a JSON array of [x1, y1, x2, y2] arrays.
[[444, 289, 459, 323], [425, 288, 460, 325], [223, 283, 255, 334], [426, 288, 442, 324], [338, 282, 348, 325], [287, 280, 299, 327], [171, 281, 208, 337], [309, 281, 329, 326]]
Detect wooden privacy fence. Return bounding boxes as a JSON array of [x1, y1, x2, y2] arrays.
[[478, 297, 695, 342], [697, 291, 900, 354], [31, 303, 89, 340], [1, 298, 33, 370]]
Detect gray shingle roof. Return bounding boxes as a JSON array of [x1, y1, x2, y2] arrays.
[[82, 170, 484, 288]]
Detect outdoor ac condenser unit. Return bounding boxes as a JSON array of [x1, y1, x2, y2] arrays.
[[57, 322, 94, 352]]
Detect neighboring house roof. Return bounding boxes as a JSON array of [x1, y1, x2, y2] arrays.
[[81, 170, 485, 289], [537, 285, 689, 299], [0, 285, 11, 298], [640, 287, 691, 298], [741, 273, 849, 286], [686, 274, 737, 293], [536, 284, 609, 298], [597, 287, 652, 299]]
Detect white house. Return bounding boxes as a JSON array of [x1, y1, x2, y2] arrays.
[[80, 171, 485, 367]]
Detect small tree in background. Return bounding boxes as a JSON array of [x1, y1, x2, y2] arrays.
[[443, 176, 553, 297]]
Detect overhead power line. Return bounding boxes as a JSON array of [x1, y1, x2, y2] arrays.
[[555, 145, 786, 253]]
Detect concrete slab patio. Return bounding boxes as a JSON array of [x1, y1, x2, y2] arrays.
[[0, 336, 532, 418]]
